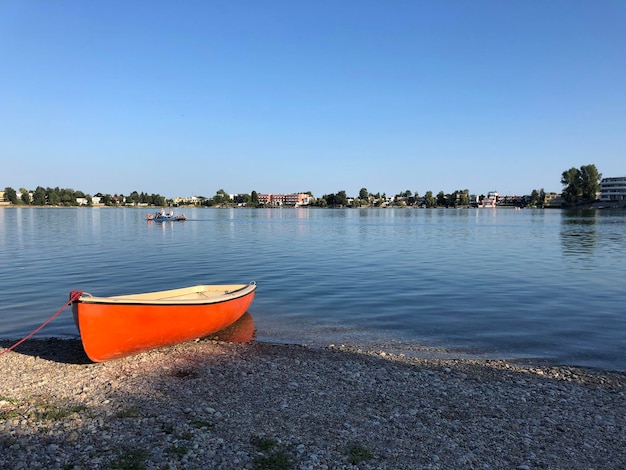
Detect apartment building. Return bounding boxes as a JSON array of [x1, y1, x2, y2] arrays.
[[258, 193, 312, 206], [599, 176, 626, 202]]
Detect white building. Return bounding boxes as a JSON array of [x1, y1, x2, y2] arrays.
[[600, 177, 626, 202]]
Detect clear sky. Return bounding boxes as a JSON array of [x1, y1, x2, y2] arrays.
[[1, 1, 624, 198]]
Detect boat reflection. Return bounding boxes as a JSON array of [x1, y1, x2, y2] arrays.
[[202, 312, 256, 343]]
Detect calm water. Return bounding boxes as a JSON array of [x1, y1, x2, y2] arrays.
[[1, 207, 625, 371]]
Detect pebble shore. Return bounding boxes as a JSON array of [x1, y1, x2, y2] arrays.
[[1, 338, 625, 470]]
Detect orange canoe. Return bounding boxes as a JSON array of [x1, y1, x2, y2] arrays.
[[70, 282, 256, 362]]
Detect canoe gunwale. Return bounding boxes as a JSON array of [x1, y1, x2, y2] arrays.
[[74, 282, 256, 306]]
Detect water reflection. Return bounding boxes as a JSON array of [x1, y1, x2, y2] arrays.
[[146, 219, 187, 233], [203, 312, 256, 343], [560, 209, 598, 260], [3, 207, 626, 371]]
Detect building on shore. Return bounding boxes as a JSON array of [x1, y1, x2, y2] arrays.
[[258, 193, 312, 206], [599, 177, 626, 204], [544, 193, 564, 207]]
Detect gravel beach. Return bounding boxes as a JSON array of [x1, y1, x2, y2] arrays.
[[1, 338, 625, 470]]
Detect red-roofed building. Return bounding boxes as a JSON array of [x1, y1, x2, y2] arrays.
[[258, 193, 311, 206]]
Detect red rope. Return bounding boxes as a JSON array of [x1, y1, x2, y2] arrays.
[[0, 291, 83, 358]]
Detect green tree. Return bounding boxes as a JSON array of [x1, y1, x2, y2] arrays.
[[336, 190, 348, 206], [424, 191, 436, 208], [130, 191, 140, 205], [48, 188, 61, 205], [212, 189, 230, 205], [32, 186, 47, 205], [530, 188, 546, 208], [447, 191, 457, 207], [436, 191, 446, 207], [146, 194, 165, 206], [561, 167, 581, 205], [561, 164, 601, 205], [530, 189, 540, 207], [359, 187, 369, 199], [59, 188, 76, 206], [19, 188, 30, 204], [251, 190, 259, 207], [3, 187, 18, 204], [322, 191, 347, 207], [457, 189, 470, 207], [580, 164, 601, 200]]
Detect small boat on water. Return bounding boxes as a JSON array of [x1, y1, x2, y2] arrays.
[[147, 208, 187, 222], [70, 282, 257, 362]]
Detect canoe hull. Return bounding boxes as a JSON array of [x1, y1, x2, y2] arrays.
[[71, 283, 256, 362]]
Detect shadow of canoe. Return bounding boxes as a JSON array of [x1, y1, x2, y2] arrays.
[[0, 312, 256, 365]]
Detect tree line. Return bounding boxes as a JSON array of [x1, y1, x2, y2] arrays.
[[3, 164, 603, 208], [1, 186, 167, 207], [317, 164, 602, 208], [315, 188, 545, 208]]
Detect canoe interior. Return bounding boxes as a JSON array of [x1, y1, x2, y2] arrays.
[[78, 284, 254, 305]]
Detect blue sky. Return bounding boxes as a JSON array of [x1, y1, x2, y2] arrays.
[[1, 1, 624, 198]]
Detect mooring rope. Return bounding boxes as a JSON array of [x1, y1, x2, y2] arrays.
[[0, 290, 83, 358]]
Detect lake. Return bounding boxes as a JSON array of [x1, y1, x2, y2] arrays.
[[1, 206, 625, 371]]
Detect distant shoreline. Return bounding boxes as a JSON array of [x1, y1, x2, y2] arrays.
[[2, 203, 624, 210]]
